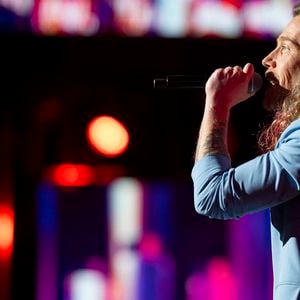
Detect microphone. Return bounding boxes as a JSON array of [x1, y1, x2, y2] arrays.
[[153, 72, 263, 94]]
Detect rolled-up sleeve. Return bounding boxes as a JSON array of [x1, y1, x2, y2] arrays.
[[192, 122, 300, 220]]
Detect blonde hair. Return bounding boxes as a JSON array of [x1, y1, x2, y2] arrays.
[[258, 87, 300, 152]]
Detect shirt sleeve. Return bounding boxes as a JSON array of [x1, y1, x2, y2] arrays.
[[191, 122, 300, 220]]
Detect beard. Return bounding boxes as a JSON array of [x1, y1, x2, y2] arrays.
[[262, 82, 290, 112], [262, 71, 291, 112], [262, 81, 300, 114]]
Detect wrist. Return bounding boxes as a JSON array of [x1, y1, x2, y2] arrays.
[[204, 102, 230, 122]]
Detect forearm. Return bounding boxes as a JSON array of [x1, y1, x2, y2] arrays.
[[195, 103, 230, 161], [192, 63, 263, 219], [195, 63, 255, 161]]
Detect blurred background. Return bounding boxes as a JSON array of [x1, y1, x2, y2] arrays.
[[0, 0, 293, 299]]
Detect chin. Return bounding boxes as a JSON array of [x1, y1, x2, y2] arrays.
[[262, 83, 290, 112]]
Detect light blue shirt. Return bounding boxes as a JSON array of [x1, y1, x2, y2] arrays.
[[192, 119, 300, 300]]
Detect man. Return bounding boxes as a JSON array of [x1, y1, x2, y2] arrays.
[[192, 4, 300, 300]]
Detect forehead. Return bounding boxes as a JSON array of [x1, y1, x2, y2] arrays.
[[279, 15, 300, 45]]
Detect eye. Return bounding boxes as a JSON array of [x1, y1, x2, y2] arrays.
[[280, 44, 290, 53]]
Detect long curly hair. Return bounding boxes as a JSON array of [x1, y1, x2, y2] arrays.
[[257, 4, 300, 153], [258, 87, 300, 152]]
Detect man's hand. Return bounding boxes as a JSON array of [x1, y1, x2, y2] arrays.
[[205, 63, 255, 111]]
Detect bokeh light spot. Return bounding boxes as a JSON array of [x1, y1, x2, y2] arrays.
[[87, 115, 129, 158], [0, 205, 14, 259], [51, 164, 95, 187]]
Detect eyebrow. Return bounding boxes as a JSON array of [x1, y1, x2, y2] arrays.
[[277, 36, 300, 48]]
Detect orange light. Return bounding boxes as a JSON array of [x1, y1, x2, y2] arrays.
[[51, 164, 95, 187], [87, 116, 130, 158], [0, 205, 14, 260]]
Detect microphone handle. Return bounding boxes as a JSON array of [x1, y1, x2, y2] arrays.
[[153, 73, 263, 94], [154, 75, 206, 89]]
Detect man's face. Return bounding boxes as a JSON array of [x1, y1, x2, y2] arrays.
[[262, 16, 300, 91], [261, 15, 300, 111], [262, 15, 300, 91]]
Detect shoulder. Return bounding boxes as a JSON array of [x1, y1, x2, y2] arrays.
[[277, 119, 300, 146], [274, 119, 300, 172]]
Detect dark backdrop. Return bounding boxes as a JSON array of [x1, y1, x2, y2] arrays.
[[0, 35, 274, 299]]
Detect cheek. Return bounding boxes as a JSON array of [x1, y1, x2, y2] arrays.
[[281, 71, 293, 89], [280, 61, 300, 90]]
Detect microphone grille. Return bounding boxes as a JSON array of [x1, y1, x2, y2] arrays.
[[248, 72, 263, 94]]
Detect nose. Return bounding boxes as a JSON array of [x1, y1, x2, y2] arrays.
[[262, 50, 276, 69]]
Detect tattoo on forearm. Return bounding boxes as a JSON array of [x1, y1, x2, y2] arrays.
[[199, 121, 228, 156]]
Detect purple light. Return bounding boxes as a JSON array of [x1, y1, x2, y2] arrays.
[[185, 257, 238, 300]]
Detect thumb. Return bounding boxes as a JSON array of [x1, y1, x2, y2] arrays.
[[243, 62, 254, 80], [243, 63, 262, 95]]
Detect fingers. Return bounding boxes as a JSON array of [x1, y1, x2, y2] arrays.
[[221, 63, 254, 79], [224, 66, 234, 77], [210, 63, 255, 86], [205, 63, 256, 105], [213, 66, 238, 80], [233, 65, 243, 72], [223, 66, 242, 79]]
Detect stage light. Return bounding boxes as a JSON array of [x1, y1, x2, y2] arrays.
[[190, 1, 241, 37], [185, 257, 237, 300], [113, 0, 153, 36], [34, 0, 99, 35], [87, 115, 130, 158], [0, 204, 14, 260], [51, 163, 95, 187], [0, 0, 33, 16], [153, 0, 189, 37], [243, 1, 292, 36], [107, 178, 142, 300], [108, 178, 143, 247], [66, 269, 107, 300]]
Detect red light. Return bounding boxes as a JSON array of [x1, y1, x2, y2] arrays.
[[0, 205, 14, 260], [139, 233, 163, 260], [51, 164, 95, 187], [87, 115, 130, 158]]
